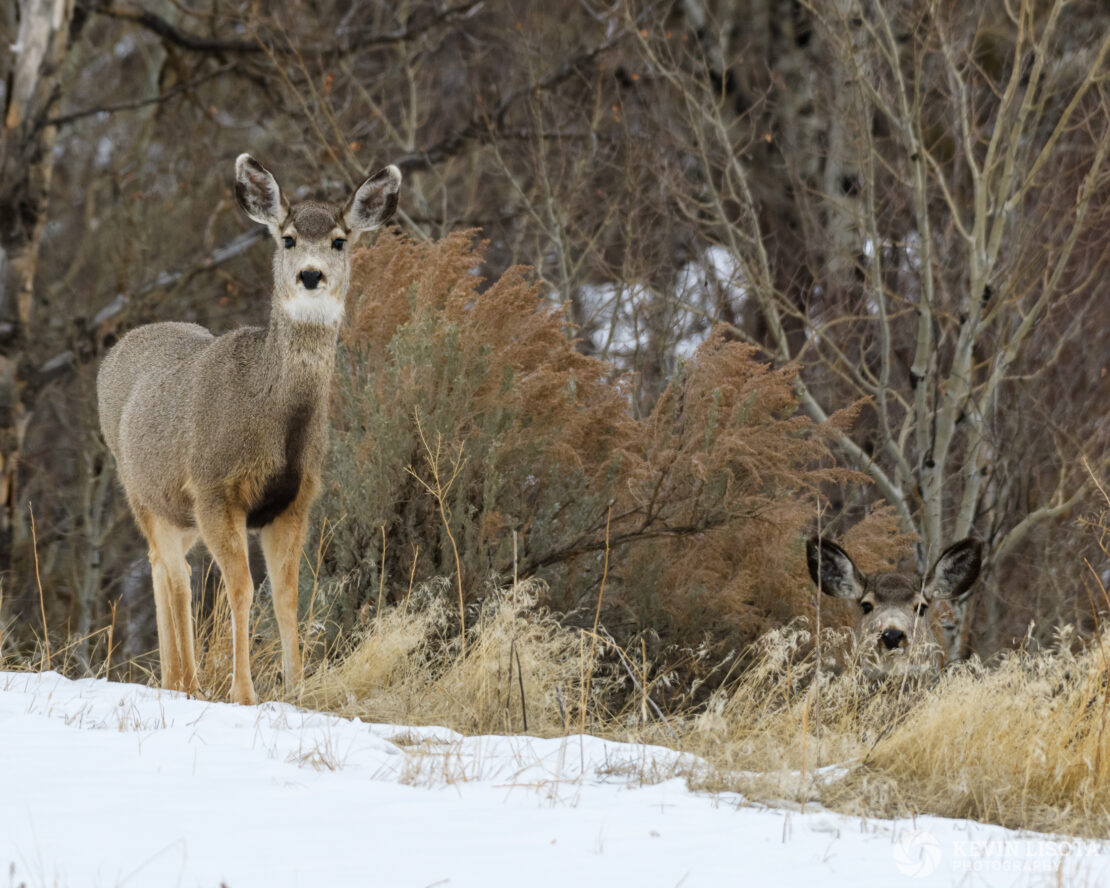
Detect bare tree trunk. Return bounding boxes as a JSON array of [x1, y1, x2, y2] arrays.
[[72, 434, 115, 669], [0, 0, 77, 574]]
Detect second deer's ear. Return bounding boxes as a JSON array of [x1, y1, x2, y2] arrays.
[[235, 154, 289, 231], [806, 537, 866, 600], [924, 538, 982, 601], [344, 165, 402, 233]]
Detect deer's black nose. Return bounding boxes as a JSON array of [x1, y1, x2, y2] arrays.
[[880, 628, 906, 650], [299, 269, 323, 290]]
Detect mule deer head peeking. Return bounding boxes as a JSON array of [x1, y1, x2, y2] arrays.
[[97, 154, 401, 704], [806, 536, 982, 673]]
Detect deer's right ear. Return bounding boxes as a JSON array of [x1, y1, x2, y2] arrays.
[[924, 538, 982, 601], [344, 165, 402, 233], [806, 537, 865, 600], [235, 154, 289, 231]]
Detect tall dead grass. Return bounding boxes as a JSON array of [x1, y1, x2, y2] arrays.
[[676, 622, 1110, 837], [4, 552, 1109, 837], [300, 577, 623, 734]]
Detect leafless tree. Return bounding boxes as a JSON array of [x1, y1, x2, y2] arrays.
[[633, 0, 1110, 655]]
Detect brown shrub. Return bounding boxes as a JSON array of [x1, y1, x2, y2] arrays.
[[323, 231, 895, 679]]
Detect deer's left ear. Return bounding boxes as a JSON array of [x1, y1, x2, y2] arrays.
[[344, 165, 401, 233], [924, 538, 982, 601]]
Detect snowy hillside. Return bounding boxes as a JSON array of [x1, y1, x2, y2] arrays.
[[1, 671, 1106, 887]]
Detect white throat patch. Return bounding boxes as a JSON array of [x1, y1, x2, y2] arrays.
[[280, 290, 345, 327]]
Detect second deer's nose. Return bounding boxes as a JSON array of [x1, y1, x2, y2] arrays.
[[880, 628, 906, 650], [299, 269, 323, 289]]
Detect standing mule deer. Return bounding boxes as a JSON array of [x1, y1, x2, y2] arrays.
[[98, 154, 401, 704], [806, 536, 982, 674]]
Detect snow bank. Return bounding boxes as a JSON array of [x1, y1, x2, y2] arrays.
[[2, 671, 1106, 887]]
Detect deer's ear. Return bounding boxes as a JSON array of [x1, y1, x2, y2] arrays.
[[924, 538, 982, 601], [344, 165, 401, 233], [235, 154, 288, 230], [806, 537, 865, 600]]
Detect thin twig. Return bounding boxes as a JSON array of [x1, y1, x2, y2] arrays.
[[581, 506, 611, 731], [407, 408, 468, 650], [44, 64, 234, 128], [30, 504, 50, 671], [588, 629, 678, 742], [514, 642, 528, 732], [95, 2, 483, 57], [104, 597, 119, 680], [375, 524, 387, 636]]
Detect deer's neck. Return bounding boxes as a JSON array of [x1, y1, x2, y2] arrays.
[[262, 306, 339, 403]]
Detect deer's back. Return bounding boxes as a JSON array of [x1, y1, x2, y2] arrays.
[[98, 322, 213, 446], [98, 322, 217, 525]]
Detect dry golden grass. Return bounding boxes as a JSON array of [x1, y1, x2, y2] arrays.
[[851, 638, 1110, 834], [300, 577, 623, 735], [290, 577, 1110, 838], [187, 533, 1110, 840], [677, 622, 1110, 837], [3, 560, 1110, 838]]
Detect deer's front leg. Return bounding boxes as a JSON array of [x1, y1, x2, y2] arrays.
[[260, 494, 310, 696], [197, 502, 257, 705]]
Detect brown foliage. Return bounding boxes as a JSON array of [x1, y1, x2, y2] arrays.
[[324, 232, 876, 668]]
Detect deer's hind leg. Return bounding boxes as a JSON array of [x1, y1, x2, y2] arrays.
[[141, 511, 200, 695]]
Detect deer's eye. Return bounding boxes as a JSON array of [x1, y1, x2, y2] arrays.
[[282, 236, 296, 249], [332, 238, 346, 251], [916, 602, 929, 616], [861, 601, 874, 615]]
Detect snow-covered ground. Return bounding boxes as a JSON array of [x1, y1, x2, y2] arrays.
[[2, 671, 1106, 887]]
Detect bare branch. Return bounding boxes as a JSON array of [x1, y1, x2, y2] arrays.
[[94, 2, 484, 57], [44, 64, 234, 129]]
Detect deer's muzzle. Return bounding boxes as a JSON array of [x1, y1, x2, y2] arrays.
[[299, 269, 323, 289]]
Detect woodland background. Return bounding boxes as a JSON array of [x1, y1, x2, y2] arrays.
[[1, 0, 1108, 687]]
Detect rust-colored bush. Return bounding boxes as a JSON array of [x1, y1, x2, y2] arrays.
[[323, 232, 901, 673]]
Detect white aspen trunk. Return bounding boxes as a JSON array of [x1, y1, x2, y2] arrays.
[[0, 0, 77, 575]]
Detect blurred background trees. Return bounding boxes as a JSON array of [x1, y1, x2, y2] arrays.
[[0, 0, 1106, 675]]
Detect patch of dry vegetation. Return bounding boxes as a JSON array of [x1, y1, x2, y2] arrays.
[[3, 506, 1109, 838], [679, 621, 1110, 838], [685, 481, 1110, 836], [3, 234, 1107, 840], [300, 577, 624, 735], [326, 231, 890, 674]]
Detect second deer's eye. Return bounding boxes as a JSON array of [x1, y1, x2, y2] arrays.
[[282, 236, 296, 249], [861, 601, 874, 615], [332, 238, 346, 251]]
